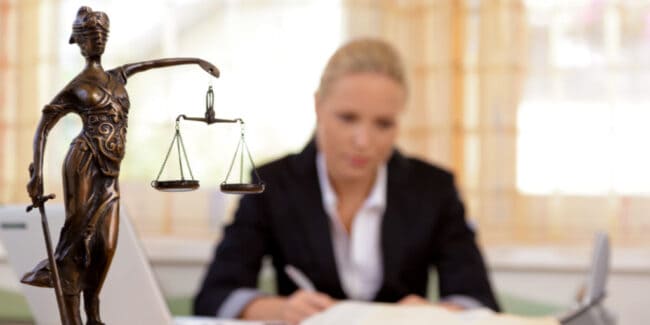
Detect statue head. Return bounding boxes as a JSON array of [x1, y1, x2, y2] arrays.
[[69, 6, 110, 58]]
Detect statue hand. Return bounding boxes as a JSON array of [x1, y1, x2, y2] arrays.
[[198, 60, 220, 78], [26, 163, 43, 207]]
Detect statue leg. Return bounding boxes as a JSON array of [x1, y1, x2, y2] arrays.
[[83, 288, 104, 325], [64, 294, 83, 325], [83, 199, 118, 325]]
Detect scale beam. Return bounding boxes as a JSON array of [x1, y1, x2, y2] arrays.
[[176, 114, 243, 125], [175, 85, 242, 125]]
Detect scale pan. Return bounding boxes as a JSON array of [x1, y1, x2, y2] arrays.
[[220, 183, 265, 194], [151, 180, 200, 192]]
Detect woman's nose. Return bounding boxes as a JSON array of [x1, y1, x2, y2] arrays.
[[352, 125, 371, 148]]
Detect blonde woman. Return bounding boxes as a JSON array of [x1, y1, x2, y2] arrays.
[[194, 39, 499, 324]]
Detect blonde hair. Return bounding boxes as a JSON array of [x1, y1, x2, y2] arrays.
[[316, 38, 407, 101]]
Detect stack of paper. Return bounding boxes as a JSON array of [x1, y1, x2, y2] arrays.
[[302, 302, 559, 325], [175, 316, 285, 325]]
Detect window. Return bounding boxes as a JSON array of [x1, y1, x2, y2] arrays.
[[2, 0, 343, 236], [518, 0, 650, 196]]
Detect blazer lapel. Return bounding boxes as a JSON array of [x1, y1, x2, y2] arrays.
[[375, 150, 412, 301], [290, 141, 346, 298]]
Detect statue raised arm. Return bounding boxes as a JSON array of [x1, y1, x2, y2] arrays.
[[120, 57, 219, 78]]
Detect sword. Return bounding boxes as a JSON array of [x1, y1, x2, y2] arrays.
[[27, 194, 71, 325]]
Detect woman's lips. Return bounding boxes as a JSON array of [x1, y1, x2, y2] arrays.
[[350, 156, 369, 167]]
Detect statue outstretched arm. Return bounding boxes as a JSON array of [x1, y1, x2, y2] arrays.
[[119, 58, 219, 79], [26, 101, 73, 206]]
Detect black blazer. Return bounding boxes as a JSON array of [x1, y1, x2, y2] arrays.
[[194, 141, 500, 316]]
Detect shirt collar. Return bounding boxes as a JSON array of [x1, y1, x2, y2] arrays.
[[316, 152, 387, 219]]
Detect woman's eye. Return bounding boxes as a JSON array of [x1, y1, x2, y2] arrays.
[[376, 118, 395, 129], [337, 113, 357, 123]]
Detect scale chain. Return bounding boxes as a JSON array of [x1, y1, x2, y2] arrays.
[[223, 138, 242, 184], [155, 128, 180, 182], [177, 129, 195, 180], [176, 129, 184, 180], [154, 121, 195, 182], [243, 137, 263, 185]]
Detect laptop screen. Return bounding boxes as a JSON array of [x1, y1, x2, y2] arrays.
[[0, 204, 173, 325], [583, 232, 609, 305]]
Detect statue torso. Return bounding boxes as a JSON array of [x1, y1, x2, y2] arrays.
[[70, 69, 129, 177]]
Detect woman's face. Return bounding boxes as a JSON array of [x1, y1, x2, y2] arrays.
[[315, 72, 406, 183], [76, 31, 107, 58]]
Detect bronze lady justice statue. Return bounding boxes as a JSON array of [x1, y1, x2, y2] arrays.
[[23, 7, 219, 324]]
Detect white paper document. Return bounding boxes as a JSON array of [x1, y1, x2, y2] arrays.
[[175, 316, 284, 325], [301, 302, 559, 325]]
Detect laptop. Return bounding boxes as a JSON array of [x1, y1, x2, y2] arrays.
[[0, 203, 270, 325], [559, 232, 616, 325]]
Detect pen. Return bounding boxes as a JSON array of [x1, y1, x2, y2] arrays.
[[284, 264, 316, 292]]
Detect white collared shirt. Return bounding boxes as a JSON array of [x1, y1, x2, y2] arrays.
[[316, 153, 387, 301]]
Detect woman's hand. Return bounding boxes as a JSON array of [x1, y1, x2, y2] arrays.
[[198, 60, 220, 78], [281, 290, 336, 324], [26, 163, 43, 206], [397, 294, 431, 305], [437, 301, 464, 311], [398, 294, 464, 311], [242, 290, 335, 325]]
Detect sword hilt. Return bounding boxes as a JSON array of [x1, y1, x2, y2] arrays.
[[26, 193, 56, 212]]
